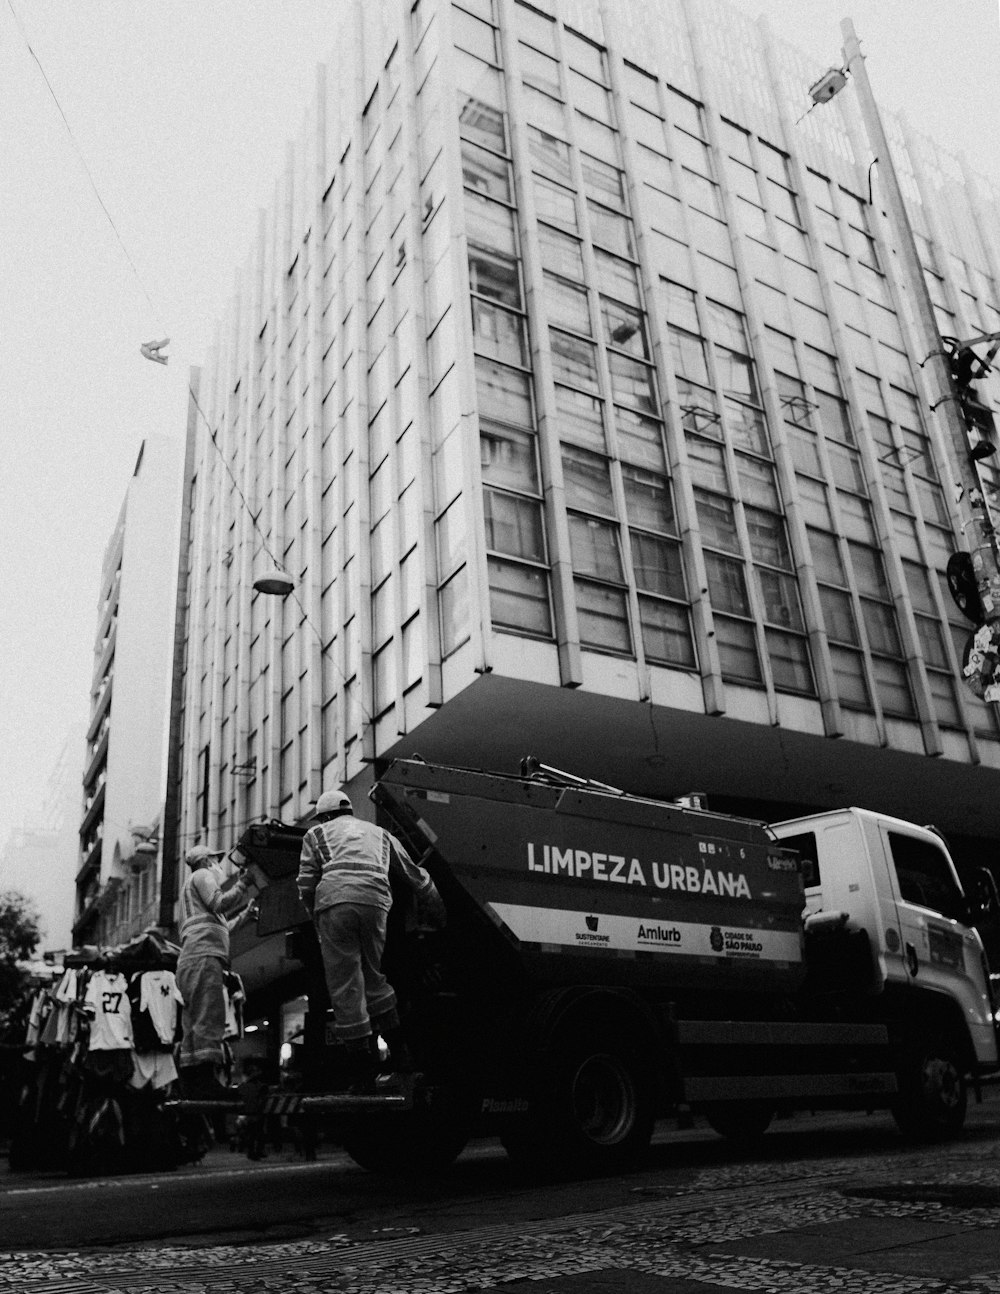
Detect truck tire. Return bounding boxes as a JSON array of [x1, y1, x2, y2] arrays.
[[502, 1030, 654, 1175], [891, 1035, 967, 1142], [704, 1100, 774, 1144]]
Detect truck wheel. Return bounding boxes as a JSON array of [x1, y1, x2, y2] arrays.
[[504, 1033, 654, 1175], [891, 1036, 967, 1142], [704, 1101, 774, 1144]]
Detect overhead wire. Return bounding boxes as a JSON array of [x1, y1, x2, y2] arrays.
[[7, 1, 372, 777]]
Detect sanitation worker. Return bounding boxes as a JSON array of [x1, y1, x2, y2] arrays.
[[296, 789, 445, 1092], [176, 845, 258, 1099]]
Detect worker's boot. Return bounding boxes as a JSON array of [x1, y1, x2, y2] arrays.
[[345, 1038, 377, 1095], [380, 1025, 417, 1075]]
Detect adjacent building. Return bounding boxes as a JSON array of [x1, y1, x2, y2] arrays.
[[175, 0, 1000, 1013], [75, 436, 184, 947], [0, 722, 85, 953]]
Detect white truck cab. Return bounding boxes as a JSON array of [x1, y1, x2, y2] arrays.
[[771, 808, 998, 1076]]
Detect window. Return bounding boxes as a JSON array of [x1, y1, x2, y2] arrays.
[[889, 833, 966, 922], [489, 558, 552, 635]]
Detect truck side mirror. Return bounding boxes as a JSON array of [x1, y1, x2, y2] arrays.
[[968, 867, 1000, 924]]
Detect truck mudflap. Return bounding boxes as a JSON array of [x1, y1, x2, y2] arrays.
[[373, 760, 806, 996]]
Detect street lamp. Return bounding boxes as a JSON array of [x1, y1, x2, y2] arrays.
[[253, 563, 295, 596], [814, 19, 1000, 702]]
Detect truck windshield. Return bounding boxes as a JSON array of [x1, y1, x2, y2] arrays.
[[888, 832, 967, 922]]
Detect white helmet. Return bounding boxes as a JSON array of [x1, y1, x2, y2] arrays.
[[315, 789, 352, 816]]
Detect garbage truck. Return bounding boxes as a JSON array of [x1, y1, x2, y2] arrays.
[[224, 757, 999, 1174]]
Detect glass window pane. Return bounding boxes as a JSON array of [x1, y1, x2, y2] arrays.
[[736, 455, 779, 509], [469, 246, 521, 308], [668, 328, 710, 385], [562, 445, 615, 515], [601, 298, 649, 357], [488, 557, 552, 634], [596, 250, 640, 305], [725, 399, 770, 455], [555, 384, 606, 451], [623, 465, 675, 532], [484, 489, 546, 560], [872, 655, 915, 717], [544, 273, 592, 334], [745, 506, 791, 568], [914, 613, 948, 669], [569, 514, 624, 580], [454, 8, 498, 61], [472, 297, 528, 366], [695, 488, 740, 553], [550, 328, 600, 390], [587, 201, 635, 257], [849, 542, 888, 598], [461, 139, 512, 202], [789, 428, 823, 477], [616, 407, 666, 471], [476, 356, 534, 427], [766, 629, 814, 693], [528, 128, 573, 184], [705, 552, 750, 614], [631, 532, 686, 597], [608, 352, 657, 412], [715, 346, 758, 401], [815, 389, 854, 443], [715, 615, 762, 682], [458, 90, 507, 153], [520, 43, 561, 98], [838, 492, 876, 544], [538, 223, 585, 280], [828, 443, 866, 494], [439, 566, 469, 655], [819, 585, 859, 644], [639, 595, 696, 666], [533, 175, 578, 228], [465, 191, 517, 255], [686, 437, 728, 493], [809, 529, 845, 584], [575, 579, 632, 652], [481, 422, 539, 492], [830, 644, 871, 707], [862, 600, 902, 656], [582, 153, 626, 208], [928, 670, 961, 727], [757, 568, 803, 629]]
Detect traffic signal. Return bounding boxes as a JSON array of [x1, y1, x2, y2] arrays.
[[945, 341, 997, 461]]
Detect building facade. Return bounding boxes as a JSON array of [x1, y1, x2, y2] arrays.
[[75, 436, 184, 947], [0, 722, 85, 953], [176, 0, 1000, 1005]]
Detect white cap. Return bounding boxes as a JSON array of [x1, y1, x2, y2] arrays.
[[315, 789, 352, 816], [185, 844, 224, 867]]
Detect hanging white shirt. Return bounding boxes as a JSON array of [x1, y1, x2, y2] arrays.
[[85, 971, 134, 1051]]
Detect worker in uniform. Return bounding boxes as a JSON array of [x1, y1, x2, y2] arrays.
[[296, 789, 445, 1092], [176, 844, 258, 1099]]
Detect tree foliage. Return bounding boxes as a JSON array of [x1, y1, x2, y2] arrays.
[[0, 890, 42, 1021]]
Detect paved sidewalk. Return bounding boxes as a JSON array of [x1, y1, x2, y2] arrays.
[[2, 1144, 1000, 1293]]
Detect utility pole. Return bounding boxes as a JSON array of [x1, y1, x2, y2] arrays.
[[838, 18, 1000, 701]]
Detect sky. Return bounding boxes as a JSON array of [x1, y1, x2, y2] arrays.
[[1, 0, 999, 906]]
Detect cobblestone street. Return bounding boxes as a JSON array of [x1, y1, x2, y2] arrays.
[[3, 1098, 999, 1294]]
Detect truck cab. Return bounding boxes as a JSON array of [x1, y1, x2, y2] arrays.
[[771, 809, 998, 1130]]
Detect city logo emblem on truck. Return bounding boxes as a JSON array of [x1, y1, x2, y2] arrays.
[[585, 914, 599, 931], [710, 926, 724, 952]]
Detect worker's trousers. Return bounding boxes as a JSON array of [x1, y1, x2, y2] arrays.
[[176, 952, 226, 1068], [315, 902, 397, 1042]]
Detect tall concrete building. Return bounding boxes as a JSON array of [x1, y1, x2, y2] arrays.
[[75, 436, 184, 948], [0, 722, 85, 953], [177, 0, 1000, 1006]]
